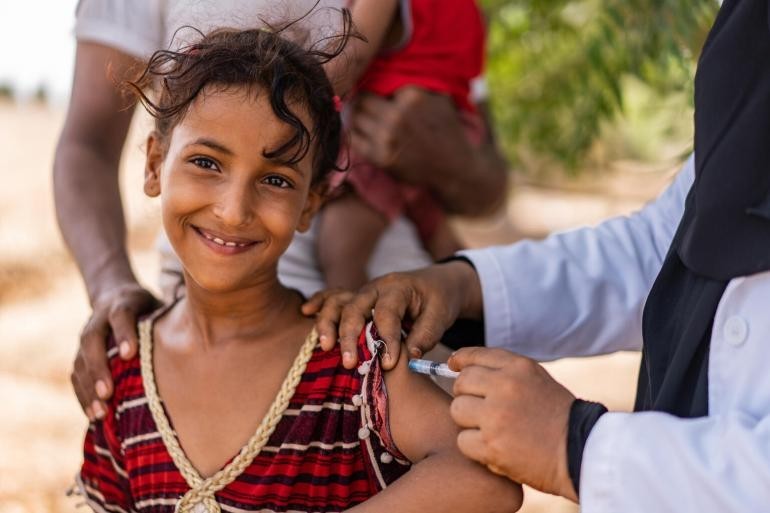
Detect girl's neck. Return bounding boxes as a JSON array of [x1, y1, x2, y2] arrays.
[[178, 272, 304, 349]]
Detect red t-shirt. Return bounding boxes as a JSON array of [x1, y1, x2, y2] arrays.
[[356, 0, 486, 113]]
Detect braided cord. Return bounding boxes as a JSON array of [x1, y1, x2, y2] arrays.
[[139, 319, 318, 513]]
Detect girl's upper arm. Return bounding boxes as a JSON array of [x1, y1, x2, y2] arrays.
[[381, 351, 458, 462]]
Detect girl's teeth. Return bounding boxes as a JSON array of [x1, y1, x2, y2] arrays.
[[200, 229, 249, 247]]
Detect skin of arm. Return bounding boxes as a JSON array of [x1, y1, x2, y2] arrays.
[[349, 88, 509, 216], [324, 0, 400, 97], [54, 42, 158, 419], [348, 347, 523, 512]]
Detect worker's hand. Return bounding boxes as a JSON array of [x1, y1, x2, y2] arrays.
[[449, 347, 579, 502], [302, 260, 482, 370], [71, 284, 159, 420]]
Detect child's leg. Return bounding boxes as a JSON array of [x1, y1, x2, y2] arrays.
[[424, 218, 463, 261], [318, 191, 389, 290], [403, 186, 464, 261]]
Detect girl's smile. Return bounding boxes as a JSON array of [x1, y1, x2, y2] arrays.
[[191, 225, 261, 255]]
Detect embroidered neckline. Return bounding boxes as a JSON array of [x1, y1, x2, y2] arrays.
[[138, 316, 318, 513]]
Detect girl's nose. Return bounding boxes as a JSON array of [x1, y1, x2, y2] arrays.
[[213, 181, 254, 227]]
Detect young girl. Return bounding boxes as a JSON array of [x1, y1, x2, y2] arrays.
[[318, 0, 488, 289], [74, 24, 521, 513]]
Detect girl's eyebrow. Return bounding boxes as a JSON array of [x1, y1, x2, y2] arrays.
[[186, 137, 233, 155], [272, 159, 304, 175], [187, 137, 306, 175]]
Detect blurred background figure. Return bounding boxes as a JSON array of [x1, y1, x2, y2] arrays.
[[0, 0, 718, 512]]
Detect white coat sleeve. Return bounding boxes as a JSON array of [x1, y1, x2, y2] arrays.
[[580, 411, 770, 512], [460, 155, 695, 360]]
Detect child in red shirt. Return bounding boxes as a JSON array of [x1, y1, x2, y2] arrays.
[[320, 0, 487, 288]]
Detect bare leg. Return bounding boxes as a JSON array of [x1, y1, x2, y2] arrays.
[[425, 219, 463, 261], [318, 192, 390, 290]]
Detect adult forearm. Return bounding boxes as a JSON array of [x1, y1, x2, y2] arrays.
[[54, 141, 137, 304]]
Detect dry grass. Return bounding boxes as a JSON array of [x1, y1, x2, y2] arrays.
[[0, 101, 676, 513]]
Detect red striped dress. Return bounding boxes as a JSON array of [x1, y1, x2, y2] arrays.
[[77, 323, 410, 512]]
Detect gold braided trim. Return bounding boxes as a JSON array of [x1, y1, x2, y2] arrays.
[[139, 318, 318, 513]]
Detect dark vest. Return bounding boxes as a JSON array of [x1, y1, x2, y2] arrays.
[[679, 0, 770, 279], [638, 0, 770, 414]]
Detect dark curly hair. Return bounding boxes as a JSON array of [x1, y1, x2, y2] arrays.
[[126, 12, 353, 187]]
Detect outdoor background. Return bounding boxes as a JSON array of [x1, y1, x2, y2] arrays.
[[1, 1, 718, 512]]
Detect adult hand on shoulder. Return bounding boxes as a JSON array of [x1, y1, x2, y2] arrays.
[[449, 347, 579, 502], [72, 283, 159, 421], [349, 87, 507, 217], [302, 260, 482, 370]]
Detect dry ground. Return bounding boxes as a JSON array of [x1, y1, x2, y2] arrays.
[[0, 100, 679, 513]]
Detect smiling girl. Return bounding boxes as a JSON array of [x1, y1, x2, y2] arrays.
[[73, 23, 521, 513]]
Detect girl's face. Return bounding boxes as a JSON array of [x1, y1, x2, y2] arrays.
[[144, 86, 322, 293]]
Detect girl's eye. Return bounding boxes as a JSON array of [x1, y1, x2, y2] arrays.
[[263, 175, 291, 188], [191, 157, 219, 171]]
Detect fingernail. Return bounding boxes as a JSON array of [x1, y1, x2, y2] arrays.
[[92, 400, 106, 420], [119, 341, 131, 358], [95, 380, 109, 399], [342, 351, 353, 364], [320, 334, 329, 345], [410, 347, 423, 358], [85, 407, 95, 422]]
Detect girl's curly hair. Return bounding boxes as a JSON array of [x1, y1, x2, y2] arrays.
[[126, 9, 353, 187]]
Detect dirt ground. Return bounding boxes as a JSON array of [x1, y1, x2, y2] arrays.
[[0, 100, 680, 513]]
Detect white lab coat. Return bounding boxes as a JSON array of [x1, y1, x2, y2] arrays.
[[462, 155, 770, 512]]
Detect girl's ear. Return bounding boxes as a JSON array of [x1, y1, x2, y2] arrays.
[[297, 187, 324, 233], [144, 131, 165, 197]]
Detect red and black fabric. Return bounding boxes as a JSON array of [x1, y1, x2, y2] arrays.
[[357, 0, 486, 112], [78, 323, 410, 512]]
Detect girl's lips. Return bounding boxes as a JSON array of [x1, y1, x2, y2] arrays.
[[192, 225, 259, 255]]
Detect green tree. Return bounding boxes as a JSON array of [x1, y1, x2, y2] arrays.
[[482, 0, 719, 171]]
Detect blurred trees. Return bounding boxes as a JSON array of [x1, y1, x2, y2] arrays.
[[0, 83, 14, 100], [481, 0, 719, 171]]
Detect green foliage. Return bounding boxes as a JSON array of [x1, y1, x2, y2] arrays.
[[481, 0, 719, 171]]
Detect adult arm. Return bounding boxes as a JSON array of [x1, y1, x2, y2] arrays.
[[348, 348, 523, 513], [461, 155, 695, 360], [349, 88, 509, 217], [323, 0, 399, 96], [307, 155, 694, 367], [54, 42, 157, 419]]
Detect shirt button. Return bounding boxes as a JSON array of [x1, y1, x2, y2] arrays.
[[723, 316, 749, 346]]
